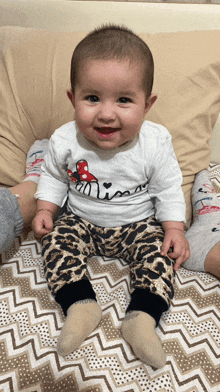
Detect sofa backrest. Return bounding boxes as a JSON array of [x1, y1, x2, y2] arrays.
[[0, 0, 220, 33]]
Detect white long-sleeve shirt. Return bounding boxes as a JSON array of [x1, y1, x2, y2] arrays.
[[35, 120, 186, 227]]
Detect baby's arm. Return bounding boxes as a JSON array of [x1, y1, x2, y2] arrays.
[[32, 200, 59, 239], [161, 221, 190, 271]]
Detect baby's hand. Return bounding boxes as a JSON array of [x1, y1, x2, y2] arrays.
[[32, 210, 54, 239], [161, 228, 190, 271]]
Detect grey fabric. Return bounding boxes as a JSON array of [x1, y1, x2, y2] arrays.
[[0, 188, 23, 253], [184, 170, 220, 271]]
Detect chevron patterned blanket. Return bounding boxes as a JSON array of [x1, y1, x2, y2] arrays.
[[0, 165, 220, 392]]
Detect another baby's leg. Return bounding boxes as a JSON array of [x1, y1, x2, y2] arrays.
[[204, 242, 220, 277], [184, 169, 220, 277], [42, 214, 102, 356], [0, 139, 48, 253], [120, 217, 174, 368], [0, 188, 24, 253], [15, 138, 49, 226], [10, 181, 38, 227]]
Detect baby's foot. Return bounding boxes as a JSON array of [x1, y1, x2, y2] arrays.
[[121, 311, 166, 368], [57, 299, 102, 356]]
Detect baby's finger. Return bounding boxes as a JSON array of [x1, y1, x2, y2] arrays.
[[173, 248, 190, 271], [34, 229, 48, 240], [161, 239, 172, 256], [43, 216, 54, 232], [174, 256, 184, 271], [167, 242, 182, 259]]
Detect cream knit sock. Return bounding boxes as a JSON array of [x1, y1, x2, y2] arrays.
[[121, 311, 166, 368], [57, 299, 102, 356]]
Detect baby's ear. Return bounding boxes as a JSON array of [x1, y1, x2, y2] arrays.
[[67, 89, 75, 107], [145, 93, 157, 115]]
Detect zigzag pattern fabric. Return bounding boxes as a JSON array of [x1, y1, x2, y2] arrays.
[[0, 164, 220, 392]]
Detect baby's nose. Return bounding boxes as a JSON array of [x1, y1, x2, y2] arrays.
[[98, 102, 116, 122]]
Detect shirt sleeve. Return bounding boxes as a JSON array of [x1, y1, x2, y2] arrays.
[[147, 132, 186, 223], [35, 131, 69, 207]]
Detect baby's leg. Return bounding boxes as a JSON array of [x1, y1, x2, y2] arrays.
[[120, 217, 174, 368], [42, 214, 102, 356], [184, 170, 220, 277], [0, 140, 48, 253]]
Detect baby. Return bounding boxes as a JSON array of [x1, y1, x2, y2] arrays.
[[32, 25, 189, 368]]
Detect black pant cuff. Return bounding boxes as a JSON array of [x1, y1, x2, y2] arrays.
[[126, 288, 168, 327], [55, 279, 97, 316]]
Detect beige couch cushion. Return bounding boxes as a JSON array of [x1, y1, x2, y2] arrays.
[[0, 27, 83, 186], [1, 27, 220, 227], [145, 30, 220, 227]]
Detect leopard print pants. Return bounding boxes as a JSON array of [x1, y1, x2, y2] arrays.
[[42, 213, 175, 307]]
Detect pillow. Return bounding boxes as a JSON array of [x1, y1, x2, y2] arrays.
[[1, 27, 220, 228]]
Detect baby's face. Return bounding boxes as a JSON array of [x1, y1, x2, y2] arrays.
[[69, 59, 156, 150]]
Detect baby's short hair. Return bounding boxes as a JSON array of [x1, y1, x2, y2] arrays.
[[70, 25, 154, 97]]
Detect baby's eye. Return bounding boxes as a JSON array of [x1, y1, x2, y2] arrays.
[[86, 95, 99, 103], [118, 97, 131, 104]]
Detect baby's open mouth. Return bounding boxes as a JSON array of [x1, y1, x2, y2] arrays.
[[95, 127, 119, 134]]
